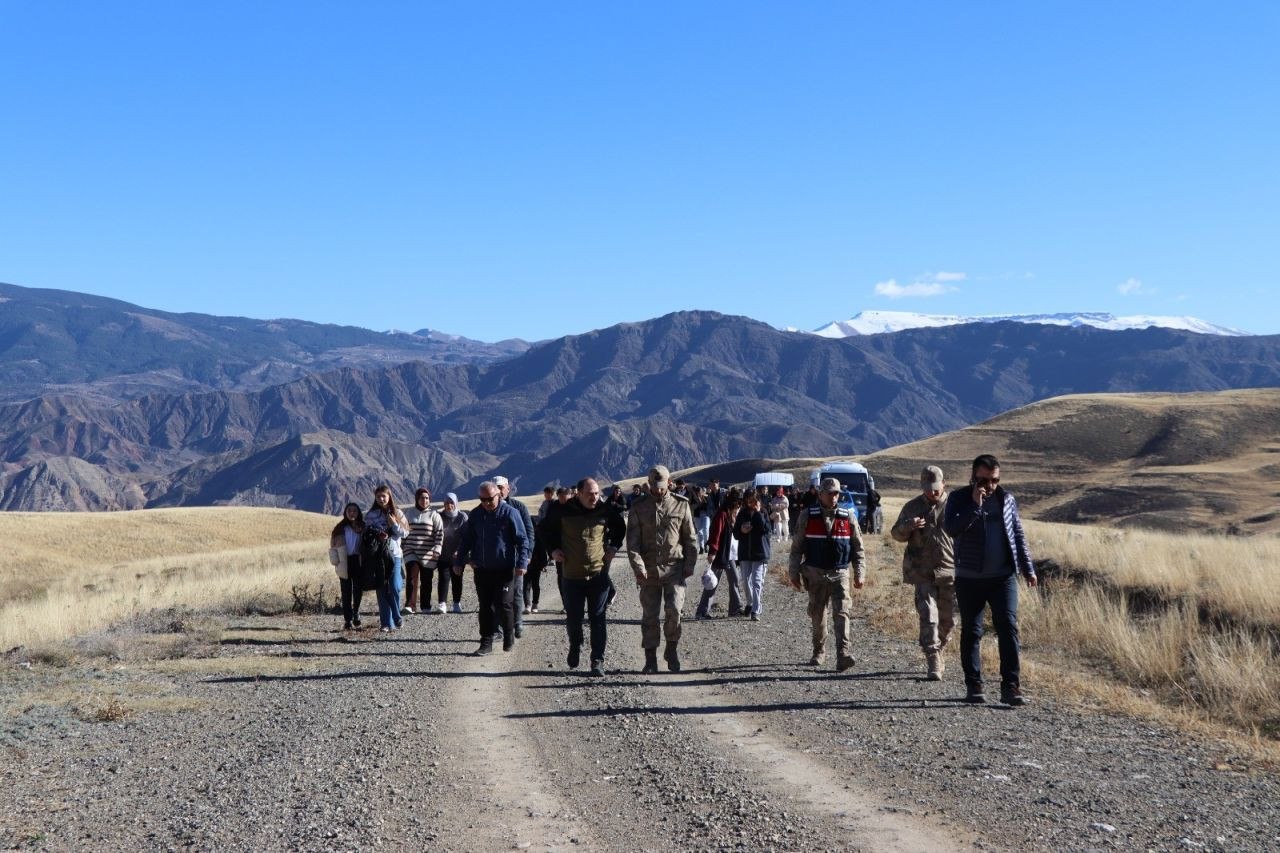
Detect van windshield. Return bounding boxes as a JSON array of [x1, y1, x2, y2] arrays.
[[836, 473, 868, 493]]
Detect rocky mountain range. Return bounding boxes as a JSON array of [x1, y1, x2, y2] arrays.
[[0, 281, 529, 404], [1, 286, 1278, 513]]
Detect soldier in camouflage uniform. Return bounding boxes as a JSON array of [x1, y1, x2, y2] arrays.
[[788, 477, 865, 672], [626, 465, 698, 674], [890, 465, 956, 680]]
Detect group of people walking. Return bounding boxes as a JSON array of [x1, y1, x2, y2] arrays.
[[327, 453, 1037, 706]]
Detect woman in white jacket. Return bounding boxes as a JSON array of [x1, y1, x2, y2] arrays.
[[330, 502, 365, 630]]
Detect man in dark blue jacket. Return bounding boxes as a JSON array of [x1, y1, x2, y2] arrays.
[[455, 481, 530, 656], [944, 454, 1037, 706]]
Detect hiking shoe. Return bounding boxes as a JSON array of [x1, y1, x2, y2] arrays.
[[503, 634, 516, 652], [926, 652, 942, 681], [836, 654, 856, 673], [567, 644, 581, 669], [1001, 686, 1029, 707], [475, 640, 494, 656], [807, 651, 825, 666], [964, 685, 986, 704], [642, 649, 659, 674], [451, 602, 463, 614], [749, 613, 760, 622], [664, 643, 681, 673], [589, 660, 605, 678]]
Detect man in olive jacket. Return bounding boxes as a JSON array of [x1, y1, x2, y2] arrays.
[[890, 465, 955, 681], [626, 465, 698, 674], [544, 477, 626, 677]]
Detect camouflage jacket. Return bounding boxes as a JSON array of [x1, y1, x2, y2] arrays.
[[890, 493, 954, 585], [626, 491, 697, 585]]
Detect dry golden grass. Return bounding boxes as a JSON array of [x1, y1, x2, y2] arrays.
[[869, 495, 1280, 752], [0, 507, 335, 650]]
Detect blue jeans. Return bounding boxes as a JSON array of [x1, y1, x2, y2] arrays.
[[376, 556, 405, 629], [562, 571, 612, 663], [956, 573, 1020, 689], [739, 560, 768, 614]]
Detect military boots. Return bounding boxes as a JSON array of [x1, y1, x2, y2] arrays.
[[664, 642, 681, 672], [642, 648, 659, 674], [926, 651, 943, 681]]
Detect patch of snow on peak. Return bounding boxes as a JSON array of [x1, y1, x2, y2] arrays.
[[808, 311, 1248, 337]]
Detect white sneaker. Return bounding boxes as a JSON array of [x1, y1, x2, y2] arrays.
[[523, 606, 531, 615], [437, 602, 448, 614], [401, 606, 413, 615], [451, 602, 463, 614]]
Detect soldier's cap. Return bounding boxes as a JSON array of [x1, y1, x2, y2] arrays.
[[648, 465, 671, 487], [819, 477, 842, 493], [921, 465, 945, 490], [492, 475, 509, 487]]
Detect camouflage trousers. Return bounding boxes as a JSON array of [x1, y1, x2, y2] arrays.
[[639, 578, 686, 649], [914, 581, 956, 653], [805, 566, 851, 656]]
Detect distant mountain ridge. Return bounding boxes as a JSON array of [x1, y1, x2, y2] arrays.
[[0, 301, 1277, 513], [809, 310, 1247, 338], [0, 281, 529, 403]]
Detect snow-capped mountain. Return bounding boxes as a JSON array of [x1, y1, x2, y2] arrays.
[[809, 311, 1248, 337]]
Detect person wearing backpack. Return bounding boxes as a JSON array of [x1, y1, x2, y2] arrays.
[[364, 485, 408, 633], [329, 502, 365, 631]]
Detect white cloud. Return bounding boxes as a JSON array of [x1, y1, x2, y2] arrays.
[[1117, 277, 1156, 295], [875, 278, 953, 299], [931, 271, 967, 282]]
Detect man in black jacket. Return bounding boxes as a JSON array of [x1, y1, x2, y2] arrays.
[[944, 454, 1037, 707], [544, 478, 626, 676]]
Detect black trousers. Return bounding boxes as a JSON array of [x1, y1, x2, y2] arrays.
[[436, 561, 464, 604], [473, 568, 515, 641], [562, 572, 611, 663], [340, 576, 363, 624], [524, 567, 542, 609]]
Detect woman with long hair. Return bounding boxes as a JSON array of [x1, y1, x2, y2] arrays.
[[735, 489, 773, 621], [690, 485, 711, 553], [329, 502, 365, 630], [365, 485, 408, 632], [696, 491, 744, 618]]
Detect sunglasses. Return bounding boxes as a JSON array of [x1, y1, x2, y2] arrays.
[[480, 495, 499, 504]]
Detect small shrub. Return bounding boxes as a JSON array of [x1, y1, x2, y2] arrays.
[[89, 697, 132, 723], [289, 582, 335, 615], [26, 645, 76, 667]]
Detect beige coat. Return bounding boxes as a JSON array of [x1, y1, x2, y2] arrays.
[[329, 532, 354, 580], [890, 493, 954, 584], [626, 491, 698, 586]]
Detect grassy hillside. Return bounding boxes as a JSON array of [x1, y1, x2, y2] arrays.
[[1, 507, 334, 650], [679, 388, 1280, 535]]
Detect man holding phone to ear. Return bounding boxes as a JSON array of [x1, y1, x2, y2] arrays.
[[944, 454, 1037, 707]]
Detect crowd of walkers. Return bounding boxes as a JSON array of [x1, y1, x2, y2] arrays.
[[327, 453, 1036, 706]]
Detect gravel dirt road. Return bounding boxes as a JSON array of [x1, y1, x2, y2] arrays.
[[3, 556, 1278, 852]]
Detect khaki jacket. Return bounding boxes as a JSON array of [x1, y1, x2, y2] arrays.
[[626, 491, 698, 585], [890, 493, 954, 585]]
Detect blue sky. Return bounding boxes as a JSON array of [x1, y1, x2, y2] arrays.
[[2, 1, 1277, 339]]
